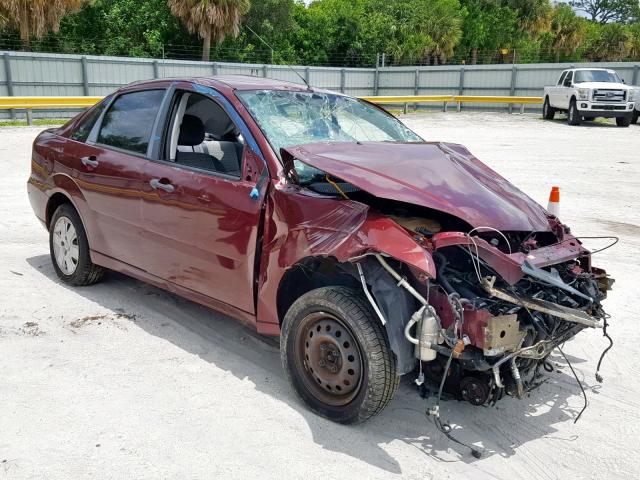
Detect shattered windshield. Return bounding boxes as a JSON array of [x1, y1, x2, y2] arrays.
[[574, 70, 621, 83], [236, 90, 422, 157]]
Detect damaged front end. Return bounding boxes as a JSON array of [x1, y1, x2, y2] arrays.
[[279, 141, 614, 412], [417, 227, 612, 406]]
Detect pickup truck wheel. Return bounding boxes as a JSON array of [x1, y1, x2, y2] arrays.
[[632, 110, 638, 124], [542, 97, 555, 120], [616, 115, 632, 127], [49, 204, 104, 286], [567, 99, 581, 126], [281, 286, 399, 424]]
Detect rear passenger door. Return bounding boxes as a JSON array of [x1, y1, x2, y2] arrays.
[[137, 87, 268, 315], [65, 89, 167, 267]]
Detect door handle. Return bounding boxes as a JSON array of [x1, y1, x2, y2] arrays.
[[150, 178, 175, 193], [81, 156, 99, 168]]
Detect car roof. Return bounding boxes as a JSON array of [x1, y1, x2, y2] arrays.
[[125, 74, 312, 92], [571, 68, 615, 73]]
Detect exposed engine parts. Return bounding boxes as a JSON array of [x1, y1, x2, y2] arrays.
[[364, 225, 613, 419]]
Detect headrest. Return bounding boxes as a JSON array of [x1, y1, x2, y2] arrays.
[[178, 114, 205, 146]]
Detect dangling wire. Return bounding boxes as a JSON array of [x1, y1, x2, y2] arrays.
[[556, 345, 588, 423], [595, 315, 613, 383], [325, 174, 349, 200], [430, 348, 483, 458]]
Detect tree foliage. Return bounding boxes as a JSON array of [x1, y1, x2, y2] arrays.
[[570, 0, 640, 24], [0, 0, 638, 65], [0, 0, 84, 47], [167, 0, 249, 60]]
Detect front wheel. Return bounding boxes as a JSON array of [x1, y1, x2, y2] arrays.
[[542, 97, 555, 120], [616, 115, 632, 127], [281, 286, 399, 424], [567, 99, 581, 126], [632, 110, 638, 124]]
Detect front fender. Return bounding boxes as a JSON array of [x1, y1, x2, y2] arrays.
[[256, 187, 434, 334]]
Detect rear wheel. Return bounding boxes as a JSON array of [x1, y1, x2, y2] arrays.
[[49, 203, 104, 286], [567, 99, 581, 126], [542, 97, 555, 120], [281, 286, 399, 424], [617, 115, 632, 127]]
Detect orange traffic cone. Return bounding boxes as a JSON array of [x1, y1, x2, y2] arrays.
[[547, 186, 560, 217]]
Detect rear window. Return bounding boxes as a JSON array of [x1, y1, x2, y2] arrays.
[[71, 99, 108, 143], [97, 90, 165, 155]]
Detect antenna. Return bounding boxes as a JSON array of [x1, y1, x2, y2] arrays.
[[244, 25, 312, 91]]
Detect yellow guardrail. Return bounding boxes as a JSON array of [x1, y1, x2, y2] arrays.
[[0, 96, 103, 109], [360, 94, 543, 105], [0, 94, 543, 124]]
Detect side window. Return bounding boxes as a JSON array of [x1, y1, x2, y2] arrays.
[[557, 71, 567, 86], [564, 71, 573, 86], [166, 92, 244, 178], [71, 99, 108, 142], [97, 90, 165, 155]]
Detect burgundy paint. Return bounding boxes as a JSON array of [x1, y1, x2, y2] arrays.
[[282, 142, 553, 232], [27, 75, 595, 339]]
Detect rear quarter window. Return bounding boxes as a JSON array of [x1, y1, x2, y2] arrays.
[[97, 89, 165, 155], [70, 100, 108, 143]]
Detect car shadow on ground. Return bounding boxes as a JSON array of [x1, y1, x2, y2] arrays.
[[26, 254, 598, 474]]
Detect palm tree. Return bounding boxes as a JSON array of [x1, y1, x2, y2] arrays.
[[549, 5, 585, 63], [167, 0, 250, 61], [0, 0, 84, 49]]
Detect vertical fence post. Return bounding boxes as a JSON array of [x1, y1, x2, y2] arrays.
[[340, 68, 346, 93], [633, 65, 639, 86], [212, 62, 219, 76], [152, 60, 159, 79], [262, 65, 268, 78], [457, 67, 465, 112], [81, 56, 90, 96], [26, 108, 33, 125], [413, 69, 420, 113], [305, 67, 310, 86], [373, 67, 379, 96], [508, 65, 518, 114], [3, 52, 15, 119]]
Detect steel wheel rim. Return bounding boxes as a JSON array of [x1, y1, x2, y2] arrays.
[[294, 311, 364, 406], [52, 216, 79, 275]]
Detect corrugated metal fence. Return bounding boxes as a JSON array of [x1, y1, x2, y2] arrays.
[[2, 50, 639, 119]]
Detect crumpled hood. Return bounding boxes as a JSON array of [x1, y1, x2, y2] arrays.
[[283, 141, 552, 232]]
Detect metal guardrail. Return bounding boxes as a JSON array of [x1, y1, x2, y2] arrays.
[[361, 94, 543, 113], [0, 94, 543, 124]]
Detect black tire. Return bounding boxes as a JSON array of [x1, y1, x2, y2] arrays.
[[632, 110, 638, 125], [567, 99, 581, 126], [49, 203, 104, 286], [542, 97, 555, 120], [616, 115, 632, 127], [281, 286, 399, 424]]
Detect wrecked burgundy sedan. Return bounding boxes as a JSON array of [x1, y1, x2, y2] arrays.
[[28, 76, 612, 432]]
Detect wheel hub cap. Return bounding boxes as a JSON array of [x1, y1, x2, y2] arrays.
[[52, 217, 79, 275]]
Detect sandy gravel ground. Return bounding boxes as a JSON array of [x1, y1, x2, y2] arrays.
[[1, 112, 639, 480]]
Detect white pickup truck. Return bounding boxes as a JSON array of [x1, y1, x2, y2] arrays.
[[543, 68, 636, 127]]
